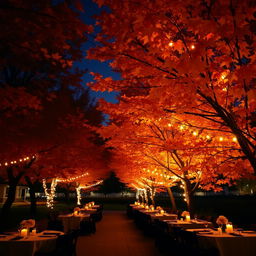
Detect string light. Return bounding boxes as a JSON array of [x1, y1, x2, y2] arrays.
[[0, 155, 36, 167], [221, 74, 226, 80], [191, 44, 195, 50], [76, 187, 81, 205], [232, 137, 237, 142], [168, 41, 174, 47], [56, 172, 89, 183], [166, 122, 238, 143], [79, 180, 103, 189], [43, 178, 58, 209]]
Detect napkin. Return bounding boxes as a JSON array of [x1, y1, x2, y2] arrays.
[[242, 230, 256, 234], [198, 231, 213, 234], [10, 236, 23, 240]]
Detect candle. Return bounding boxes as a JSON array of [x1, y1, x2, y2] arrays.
[[160, 210, 164, 215], [186, 215, 191, 222], [20, 228, 28, 237], [226, 224, 233, 233], [217, 227, 222, 235], [31, 228, 37, 236], [74, 211, 78, 216]]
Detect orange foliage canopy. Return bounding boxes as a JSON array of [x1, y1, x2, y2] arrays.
[[89, 0, 256, 175]]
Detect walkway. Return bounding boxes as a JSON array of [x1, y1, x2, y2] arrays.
[[77, 211, 163, 256]]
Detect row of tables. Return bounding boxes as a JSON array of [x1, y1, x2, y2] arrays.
[[0, 203, 101, 256], [130, 204, 256, 256], [59, 205, 99, 233]]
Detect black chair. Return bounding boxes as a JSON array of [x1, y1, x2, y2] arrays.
[[127, 205, 133, 218], [176, 229, 219, 256], [47, 220, 64, 232], [35, 231, 79, 256], [79, 218, 96, 235], [47, 211, 64, 232], [154, 221, 180, 255]]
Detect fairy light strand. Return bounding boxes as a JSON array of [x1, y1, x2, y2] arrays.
[[0, 155, 36, 167], [43, 178, 58, 209], [56, 172, 89, 183], [79, 180, 103, 189], [76, 187, 81, 205]]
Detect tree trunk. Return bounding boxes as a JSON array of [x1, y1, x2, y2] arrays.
[[184, 179, 195, 217], [198, 90, 256, 174], [24, 176, 37, 218], [1, 181, 17, 219], [167, 186, 177, 213]]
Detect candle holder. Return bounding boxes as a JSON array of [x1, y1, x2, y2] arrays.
[[20, 228, 29, 237], [31, 228, 37, 236]]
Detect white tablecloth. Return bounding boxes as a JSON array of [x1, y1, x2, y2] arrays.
[[59, 213, 90, 233], [192, 229, 256, 256], [79, 209, 97, 214], [0, 230, 63, 256], [166, 219, 213, 229], [150, 213, 178, 221]]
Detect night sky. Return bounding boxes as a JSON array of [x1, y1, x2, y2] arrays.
[[74, 0, 120, 104]]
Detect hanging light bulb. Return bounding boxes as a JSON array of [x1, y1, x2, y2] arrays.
[[193, 131, 198, 136], [168, 41, 174, 47]]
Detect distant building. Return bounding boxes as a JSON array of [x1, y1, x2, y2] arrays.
[[0, 184, 28, 203]]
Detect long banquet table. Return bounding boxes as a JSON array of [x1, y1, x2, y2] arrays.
[[187, 228, 256, 256], [166, 219, 213, 229], [0, 230, 63, 256], [58, 213, 90, 233]]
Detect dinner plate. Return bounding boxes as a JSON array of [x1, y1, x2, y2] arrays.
[[198, 231, 213, 234], [242, 230, 256, 234]]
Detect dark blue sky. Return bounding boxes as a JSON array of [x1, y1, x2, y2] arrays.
[[74, 0, 120, 104]]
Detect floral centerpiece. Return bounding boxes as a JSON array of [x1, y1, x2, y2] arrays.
[[20, 219, 35, 229], [216, 215, 228, 231], [74, 207, 80, 215], [19, 219, 35, 236], [181, 211, 190, 217], [149, 205, 154, 210]]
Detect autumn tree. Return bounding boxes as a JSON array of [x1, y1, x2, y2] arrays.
[[89, 0, 256, 175], [0, 87, 107, 219], [94, 97, 251, 214], [0, 0, 91, 117]]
